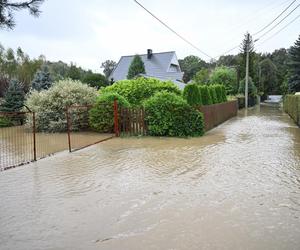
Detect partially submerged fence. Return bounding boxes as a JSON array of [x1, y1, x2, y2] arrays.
[[198, 100, 238, 131], [119, 107, 147, 136]]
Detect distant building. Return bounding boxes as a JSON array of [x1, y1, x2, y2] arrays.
[[109, 49, 185, 89]]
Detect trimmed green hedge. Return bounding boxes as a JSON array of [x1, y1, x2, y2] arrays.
[[144, 92, 204, 137], [0, 117, 13, 127], [284, 95, 300, 126], [183, 83, 202, 106], [199, 85, 213, 105], [101, 77, 181, 106], [208, 86, 218, 104], [89, 92, 130, 133]]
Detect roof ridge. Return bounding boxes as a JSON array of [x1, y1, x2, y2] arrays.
[[120, 51, 175, 58]]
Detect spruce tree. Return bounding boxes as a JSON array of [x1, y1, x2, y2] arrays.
[[31, 65, 53, 91], [127, 55, 146, 79], [239, 33, 255, 80], [0, 79, 25, 112], [288, 35, 300, 93]]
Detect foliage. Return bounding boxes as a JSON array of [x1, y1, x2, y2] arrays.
[[239, 32, 255, 80], [208, 85, 218, 104], [259, 58, 278, 95], [31, 65, 53, 91], [0, 76, 9, 97], [283, 95, 300, 126], [0, 79, 25, 112], [144, 92, 204, 137], [193, 68, 210, 84], [199, 85, 212, 105], [288, 35, 300, 93], [127, 55, 145, 79], [210, 66, 237, 95], [179, 55, 208, 83], [0, 0, 44, 29], [81, 72, 108, 89], [101, 60, 117, 79], [101, 77, 181, 106], [238, 77, 257, 97], [25, 79, 97, 132], [89, 92, 130, 133], [183, 83, 202, 106], [0, 117, 13, 127]]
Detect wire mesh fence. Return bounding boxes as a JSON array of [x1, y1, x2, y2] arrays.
[[0, 111, 36, 171]]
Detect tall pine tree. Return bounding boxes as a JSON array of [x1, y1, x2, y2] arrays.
[[127, 55, 145, 79], [239, 33, 255, 81], [31, 65, 53, 91], [0, 79, 25, 112], [288, 35, 300, 93]]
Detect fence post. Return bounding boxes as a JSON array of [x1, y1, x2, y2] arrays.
[[114, 99, 119, 137], [66, 107, 72, 152], [32, 112, 37, 161]]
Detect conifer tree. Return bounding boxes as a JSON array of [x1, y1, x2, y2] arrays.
[[288, 35, 300, 93], [127, 55, 146, 79], [31, 65, 53, 91], [0, 79, 25, 112]]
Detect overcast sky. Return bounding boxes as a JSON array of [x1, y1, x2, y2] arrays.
[[0, 0, 299, 72]]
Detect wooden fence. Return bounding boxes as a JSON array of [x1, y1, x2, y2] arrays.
[[119, 107, 147, 136], [198, 100, 238, 131]]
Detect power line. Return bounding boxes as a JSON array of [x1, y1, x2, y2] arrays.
[[253, 0, 297, 35], [133, 0, 214, 60], [256, 13, 300, 47], [255, 3, 300, 41]]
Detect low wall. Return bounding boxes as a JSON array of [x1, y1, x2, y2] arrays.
[[198, 100, 238, 131], [283, 95, 300, 126]]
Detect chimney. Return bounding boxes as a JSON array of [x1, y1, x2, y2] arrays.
[[147, 49, 153, 59]]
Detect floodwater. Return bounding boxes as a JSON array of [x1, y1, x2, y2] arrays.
[[0, 105, 300, 250]]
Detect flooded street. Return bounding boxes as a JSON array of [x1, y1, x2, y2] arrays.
[[0, 104, 300, 250]]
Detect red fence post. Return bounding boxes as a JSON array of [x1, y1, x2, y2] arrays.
[[32, 112, 37, 161], [114, 99, 120, 137], [66, 107, 72, 152]]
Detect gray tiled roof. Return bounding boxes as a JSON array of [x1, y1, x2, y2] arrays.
[[109, 51, 184, 83]]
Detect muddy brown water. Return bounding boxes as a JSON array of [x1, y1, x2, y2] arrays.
[[0, 105, 300, 250]]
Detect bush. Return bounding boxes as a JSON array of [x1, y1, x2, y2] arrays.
[[183, 83, 202, 106], [0, 117, 13, 127], [25, 79, 97, 132], [101, 77, 181, 106], [144, 92, 204, 137], [238, 77, 257, 97], [208, 86, 218, 104], [210, 66, 237, 95], [199, 85, 212, 105], [284, 94, 300, 126], [89, 92, 130, 133]]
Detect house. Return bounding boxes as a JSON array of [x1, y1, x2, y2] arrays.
[[109, 49, 185, 90]]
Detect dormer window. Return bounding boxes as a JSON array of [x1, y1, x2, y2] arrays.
[[169, 64, 179, 72]]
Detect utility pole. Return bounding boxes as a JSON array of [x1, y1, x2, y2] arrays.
[[245, 32, 250, 109]]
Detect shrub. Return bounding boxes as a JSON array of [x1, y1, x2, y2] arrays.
[[0, 117, 13, 127], [144, 92, 204, 137], [238, 77, 257, 97], [221, 85, 227, 102], [208, 86, 218, 104], [213, 84, 223, 103], [183, 83, 202, 106], [210, 66, 237, 95], [89, 92, 130, 133], [199, 85, 212, 105], [25, 79, 97, 132], [283, 94, 300, 126], [101, 77, 181, 106]]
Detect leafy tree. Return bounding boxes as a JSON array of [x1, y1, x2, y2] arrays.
[[259, 59, 278, 95], [101, 60, 116, 79], [127, 55, 145, 79], [31, 65, 53, 91], [179, 55, 208, 83], [288, 35, 300, 93], [0, 0, 45, 29], [0, 79, 25, 112], [270, 48, 288, 91], [193, 68, 210, 84], [67, 63, 82, 80], [183, 83, 202, 106], [210, 66, 237, 95], [82, 72, 108, 89]]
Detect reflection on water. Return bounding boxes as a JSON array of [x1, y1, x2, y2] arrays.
[[0, 105, 300, 250]]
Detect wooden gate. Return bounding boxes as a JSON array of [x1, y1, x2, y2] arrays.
[[119, 107, 147, 136]]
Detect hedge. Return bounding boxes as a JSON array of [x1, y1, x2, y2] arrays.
[[208, 86, 218, 104], [101, 77, 181, 106], [89, 92, 130, 133], [144, 92, 204, 137], [199, 85, 213, 105], [284, 95, 300, 126], [0, 117, 13, 127], [183, 83, 202, 106]]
